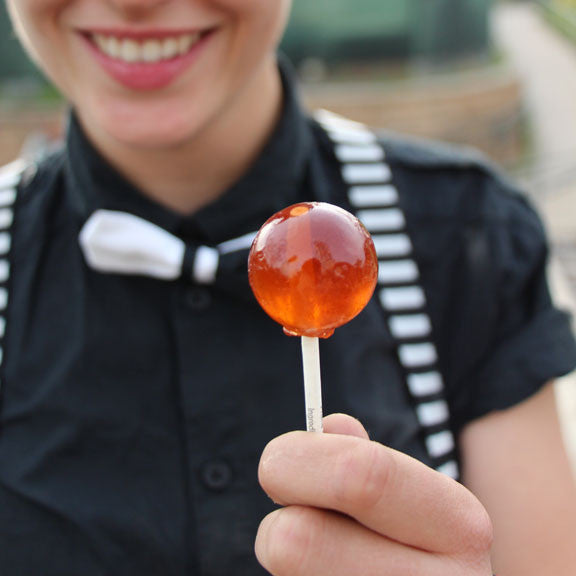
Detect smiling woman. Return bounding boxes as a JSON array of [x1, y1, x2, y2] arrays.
[[5, 0, 290, 213], [0, 1, 576, 576]]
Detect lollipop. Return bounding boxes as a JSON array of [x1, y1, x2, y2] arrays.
[[248, 202, 378, 432]]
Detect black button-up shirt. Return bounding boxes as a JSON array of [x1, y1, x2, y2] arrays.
[[0, 61, 575, 575]]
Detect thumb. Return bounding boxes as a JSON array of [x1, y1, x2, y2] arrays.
[[322, 413, 370, 440]]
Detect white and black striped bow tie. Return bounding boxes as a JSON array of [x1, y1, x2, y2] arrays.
[[79, 209, 256, 287]]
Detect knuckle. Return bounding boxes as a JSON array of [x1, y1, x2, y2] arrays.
[[459, 498, 494, 557], [263, 506, 325, 576], [471, 505, 494, 552], [335, 440, 395, 511]]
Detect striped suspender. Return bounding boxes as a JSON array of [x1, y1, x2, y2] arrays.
[[315, 110, 460, 480], [0, 160, 24, 392]]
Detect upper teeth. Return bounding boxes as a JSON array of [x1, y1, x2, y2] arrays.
[[92, 33, 200, 63]]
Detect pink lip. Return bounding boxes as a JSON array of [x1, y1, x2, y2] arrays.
[[81, 29, 214, 91]]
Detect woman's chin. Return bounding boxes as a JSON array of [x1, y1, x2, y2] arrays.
[[100, 117, 201, 152], [80, 97, 210, 153], [109, 128, 194, 151]]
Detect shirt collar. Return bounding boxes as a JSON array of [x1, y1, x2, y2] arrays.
[[65, 57, 313, 244]]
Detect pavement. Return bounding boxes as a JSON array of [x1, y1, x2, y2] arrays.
[[493, 2, 576, 473]]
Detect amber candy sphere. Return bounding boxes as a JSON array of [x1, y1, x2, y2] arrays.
[[248, 202, 378, 338]]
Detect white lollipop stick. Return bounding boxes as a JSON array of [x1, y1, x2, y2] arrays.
[[301, 336, 323, 432]]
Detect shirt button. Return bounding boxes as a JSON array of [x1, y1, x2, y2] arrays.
[[201, 459, 233, 492], [184, 286, 212, 311]]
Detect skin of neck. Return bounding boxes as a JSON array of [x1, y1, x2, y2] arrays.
[[76, 53, 284, 215]]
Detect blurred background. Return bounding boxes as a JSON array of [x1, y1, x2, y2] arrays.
[[1, 0, 576, 469]]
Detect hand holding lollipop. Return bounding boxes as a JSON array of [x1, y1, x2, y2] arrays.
[[248, 202, 378, 432], [250, 204, 494, 576]]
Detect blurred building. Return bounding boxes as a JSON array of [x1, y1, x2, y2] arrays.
[[283, 0, 492, 65], [282, 0, 523, 169]]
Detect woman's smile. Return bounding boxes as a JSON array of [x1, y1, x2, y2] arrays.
[[90, 31, 203, 63], [81, 27, 216, 90]]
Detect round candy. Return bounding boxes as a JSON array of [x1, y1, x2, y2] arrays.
[[248, 202, 378, 338]]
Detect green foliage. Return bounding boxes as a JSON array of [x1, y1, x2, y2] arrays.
[[540, 0, 576, 43], [553, 0, 576, 8]]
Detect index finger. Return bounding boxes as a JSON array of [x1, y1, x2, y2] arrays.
[[259, 431, 492, 555]]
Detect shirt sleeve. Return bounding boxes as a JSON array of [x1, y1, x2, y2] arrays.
[[444, 171, 576, 431]]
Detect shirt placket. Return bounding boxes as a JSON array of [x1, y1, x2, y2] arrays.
[[170, 278, 262, 575]]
